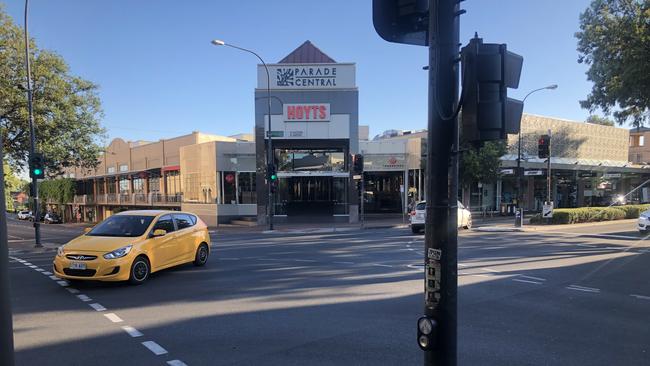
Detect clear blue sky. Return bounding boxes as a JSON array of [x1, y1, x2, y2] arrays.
[[4, 0, 601, 143]]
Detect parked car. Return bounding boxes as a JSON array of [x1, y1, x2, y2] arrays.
[[44, 212, 62, 224], [409, 201, 472, 234], [53, 210, 211, 285], [29, 212, 46, 222], [638, 209, 650, 233], [17, 211, 32, 220]]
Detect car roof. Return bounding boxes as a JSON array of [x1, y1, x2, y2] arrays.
[[115, 210, 183, 217]]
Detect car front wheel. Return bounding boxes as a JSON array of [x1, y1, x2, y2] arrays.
[[193, 243, 209, 266], [129, 256, 150, 285], [464, 217, 472, 230]]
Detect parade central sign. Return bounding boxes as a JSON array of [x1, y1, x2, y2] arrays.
[[283, 104, 330, 122], [258, 63, 356, 89]]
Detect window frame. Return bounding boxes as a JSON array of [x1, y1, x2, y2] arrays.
[[149, 214, 177, 237], [173, 213, 196, 231]]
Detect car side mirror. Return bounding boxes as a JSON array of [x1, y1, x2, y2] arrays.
[[83, 227, 92, 234], [152, 229, 167, 237]]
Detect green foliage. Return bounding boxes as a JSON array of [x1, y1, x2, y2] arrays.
[[39, 178, 75, 206], [0, 5, 106, 176], [3, 160, 27, 211], [576, 0, 650, 126], [460, 141, 507, 188], [529, 204, 649, 224], [586, 115, 615, 126]]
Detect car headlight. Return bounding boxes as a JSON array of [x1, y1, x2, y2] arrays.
[[57, 246, 65, 257], [103, 245, 133, 260]]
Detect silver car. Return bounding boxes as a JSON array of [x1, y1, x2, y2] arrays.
[[409, 201, 472, 234]]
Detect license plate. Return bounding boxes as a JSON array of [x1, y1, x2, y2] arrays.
[[416, 213, 425, 220], [70, 262, 87, 270]]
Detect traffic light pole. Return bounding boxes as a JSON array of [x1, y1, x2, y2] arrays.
[[547, 129, 552, 205], [24, 0, 41, 247], [423, 0, 459, 365], [0, 136, 16, 366]]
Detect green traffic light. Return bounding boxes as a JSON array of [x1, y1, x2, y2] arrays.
[[33, 168, 42, 175], [271, 174, 277, 180]]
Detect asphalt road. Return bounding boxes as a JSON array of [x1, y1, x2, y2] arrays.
[[5, 216, 650, 365]]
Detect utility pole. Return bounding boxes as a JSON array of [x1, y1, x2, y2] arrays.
[[0, 135, 16, 366], [423, 0, 459, 364], [24, 0, 42, 247], [547, 129, 552, 205]]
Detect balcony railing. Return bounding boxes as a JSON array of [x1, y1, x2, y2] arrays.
[[88, 193, 183, 206]]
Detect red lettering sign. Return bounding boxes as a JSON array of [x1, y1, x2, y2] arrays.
[[283, 104, 330, 122]]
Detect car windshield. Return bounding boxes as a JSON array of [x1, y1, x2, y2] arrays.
[[416, 203, 426, 210], [87, 215, 154, 237]]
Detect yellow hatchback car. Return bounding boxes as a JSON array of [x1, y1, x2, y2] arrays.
[[53, 210, 211, 285]]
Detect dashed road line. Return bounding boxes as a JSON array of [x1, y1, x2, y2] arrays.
[[566, 285, 601, 293], [34, 268, 44, 272], [141, 341, 169, 356], [122, 326, 144, 337], [512, 278, 542, 285], [167, 360, 188, 366], [57, 280, 69, 287], [333, 261, 355, 265], [89, 303, 107, 312], [519, 275, 546, 282], [630, 294, 650, 300], [65, 288, 80, 294], [77, 294, 92, 302], [104, 313, 124, 323], [48, 275, 59, 280], [42, 271, 53, 276]]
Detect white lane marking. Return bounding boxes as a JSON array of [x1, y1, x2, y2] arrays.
[[458, 263, 468, 267], [57, 280, 69, 287], [519, 275, 546, 282], [34, 268, 44, 272], [89, 303, 107, 311], [23, 262, 32, 266], [630, 294, 650, 300], [167, 360, 188, 366], [333, 261, 355, 265], [480, 268, 500, 273], [371, 263, 393, 268], [77, 294, 92, 302], [104, 313, 123, 323], [577, 244, 597, 248], [482, 246, 505, 250], [512, 278, 542, 285], [141, 341, 168, 356], [293, 259, 317, 262], [219, 258, 240, 260], [28, 265, 38, 269], [65, 288, 80, 294], [566, 285, 600, 293], [42, 271, 53, 275], [49, 275, 59, 280], [122, 326, 144, 338]]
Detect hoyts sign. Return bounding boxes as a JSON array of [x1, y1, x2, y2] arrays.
[[283, 103, 330, 122]]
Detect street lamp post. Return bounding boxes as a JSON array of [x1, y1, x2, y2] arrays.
[[515, 84, 558, 227], [212, 39, 274, 230], [24, 0, 42, 246]]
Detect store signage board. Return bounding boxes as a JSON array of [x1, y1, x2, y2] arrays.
[[283, 104, 330, 122], [603, 173, 622, 179], [524, 170, 543, 176], [258, 63, 356, 90]]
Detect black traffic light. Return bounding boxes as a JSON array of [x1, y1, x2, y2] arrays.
[[372, 0, 429, 46], [352, 154, 364, 173], [538, 135, 550, 159], [267, 164, 278, 193], [29, 153, 45, 179], [461, 34, 524, 143]]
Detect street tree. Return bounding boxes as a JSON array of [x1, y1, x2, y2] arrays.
[[586, 115, 615, 126], [0, 6, 105, 176], [576, 0, 650, 126], [460, 140, 507, 190], [3, 160, 27, 211]]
